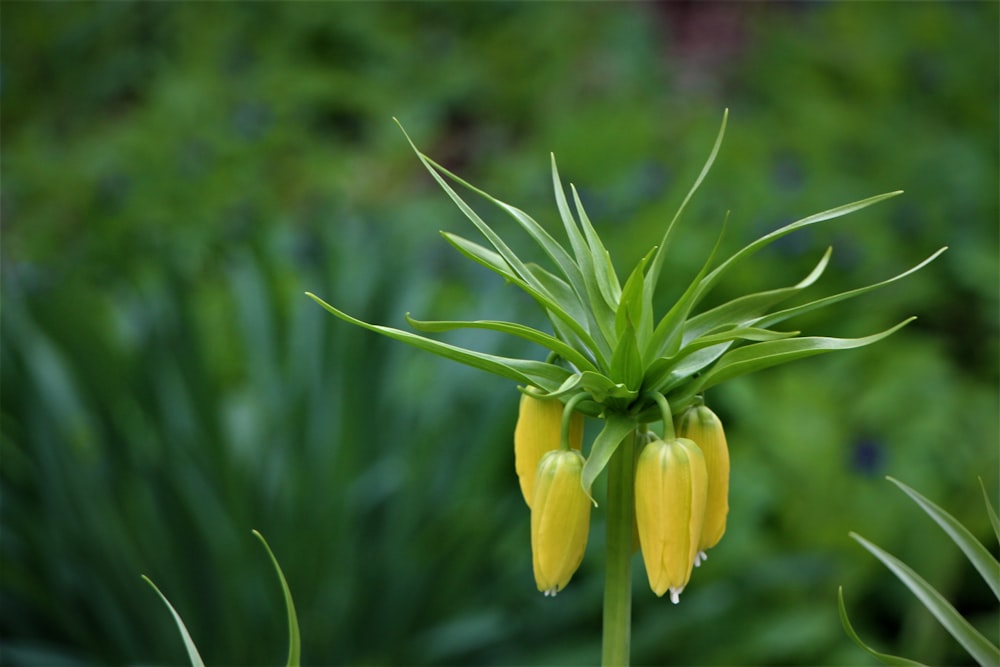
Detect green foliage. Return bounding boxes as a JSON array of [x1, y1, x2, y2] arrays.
[[2, 2, 996, 666], [840, 478, 1000, 665]]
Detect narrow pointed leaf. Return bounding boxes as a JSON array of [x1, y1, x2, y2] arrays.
[[838, 587, 928, 666], [253, 531, 301, 667], [526, 263, 610, 366], [683, 246, 832, 344], [142, 576, 207, 667], [981, 478, 1000, 544], [754, 247, 948, 329], [572, 183, 622, 307], [691, 190, 904, 311], [306, 293, 571, 392], [610, 318, 644, 392], [674, 318, 915, 402], [616, 248, 655, 344], [850, 532, 1000, 666], [646, 108, 728, 291], [405, 314, 598, 373], [887, 477, 1000, 600], [581, 412, 638, 500]]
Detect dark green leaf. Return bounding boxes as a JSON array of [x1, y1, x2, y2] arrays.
[[581, 413, 638, 500], [838, 587, 928, 666], [253, 531, 301, 667]]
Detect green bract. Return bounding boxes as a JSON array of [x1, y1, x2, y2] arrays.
[[307, 110, 945, 495]]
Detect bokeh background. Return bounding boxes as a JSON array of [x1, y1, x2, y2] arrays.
[[2, 2, 997, 666]]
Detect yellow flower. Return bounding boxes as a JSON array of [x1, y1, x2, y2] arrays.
[[677, 402, 729, 552], [634, 436, 707, 603], [531, 449, 591, 596], [514, 393, 583, 506]]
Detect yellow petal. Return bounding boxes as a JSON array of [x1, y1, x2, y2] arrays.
[[531, 449, 591, 595], [514, 393, 583, 506], [634, 437, 707, 602], [678, 404, 730, 550]]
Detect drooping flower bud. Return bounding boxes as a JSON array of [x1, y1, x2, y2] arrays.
[[634, 436, 707, 603], [531, 449, 591, 596], [677, 401, 729, 552], [514, 393, 583, 506]]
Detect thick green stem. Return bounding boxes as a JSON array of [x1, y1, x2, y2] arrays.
[[602, 427, 636, 667]]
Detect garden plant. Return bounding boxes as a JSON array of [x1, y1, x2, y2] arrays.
[[304, 111, 945, 665]]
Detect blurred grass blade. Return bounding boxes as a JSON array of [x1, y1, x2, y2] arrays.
[[581, 413, 637, 500], [981, 478, 1000, 543], [887, 477, 1000, 600], [405, 314, 598, 373], [849, 532, 1000, 666], [253, 531, 300, 667], [141, 576, 207, 667], [306, 292, 571, 392], [837, 587, 928, 666]]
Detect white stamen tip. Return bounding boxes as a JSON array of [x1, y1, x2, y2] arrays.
[[544, 587, 558, 597], [694, 550, 708, 567], [669, 587, 683, 604]]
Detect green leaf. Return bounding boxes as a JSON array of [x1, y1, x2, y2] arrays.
[[306, 292, 571, 392], [440, 232, 603, 363], [253, 531, 301, 667], [579, 371, 639, 405], [581, 413, 637, 501], [142, 575, 207, 667], [550, 156, 618, 349], [690, 190, 904, 312], [838, 586, 928, 666], [609, 318, 644, 392], [682, 246, 832, 343], [981, 478, 1000, 544], [887, 477, 1000, 601], [673, 318, 915, 403], [754, 247, 947, 330], [616, 248, 655, 345], [405, 313, 598, 373], [571, 183, 622, 308], [850, 532, 1000, 666], [646, 109, 729, 292]]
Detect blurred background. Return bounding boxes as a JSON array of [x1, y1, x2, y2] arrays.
[[2, 2, 997, 665]]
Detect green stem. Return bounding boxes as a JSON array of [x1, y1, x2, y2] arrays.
[[602, 427, 637, 667]]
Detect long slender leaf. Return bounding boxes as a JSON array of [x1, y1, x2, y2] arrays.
[[981, 478, 1000, 544], [581, 412, 638, 501], [441, 232, 602, 361], [673, 318, 915, 403], [887, 477, 1000, 600], [142, 576, 207, 667], [645, 109, 729, 292], [572, 183, 622, 308], [850, 532, 1000, 666], [405, 314, 598, 373], [838, 587, 928, 666], [690, 190, 904, 312], [306, 292, 571, 392], [252, 531, 301, 667], [682, 246, 832, 344], [753, 247, 948, 329]]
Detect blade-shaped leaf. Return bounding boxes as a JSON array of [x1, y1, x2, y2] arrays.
[[683, 246, 832, 344], [838, 587, 928, 666], [691, 190, 904, 312], [886, 477, 1000, 601], [673, 318, 915, 403], [616, 247, 656, 345], [405, 314, 598, 373], [981, 478, 1000, 544], [142, 576, 207, 667], [526, 262, 610, 366], [753, 247, 948, 330], [850, 532, 1000, 666], [441, 232, 602, 361], [306, 292, 571, 392], [646, 109, 729, 292], [581, 412, 638, 501], [253, 531, 301, 667], [572, 183, 622, 308], [610, 318, 644, 392]]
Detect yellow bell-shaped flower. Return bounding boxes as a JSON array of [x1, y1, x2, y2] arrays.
[[531, 449, 591, 596], [634, 436, 707, 603], [677, 402, 729, 552], [514, 393, 583, 506]]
